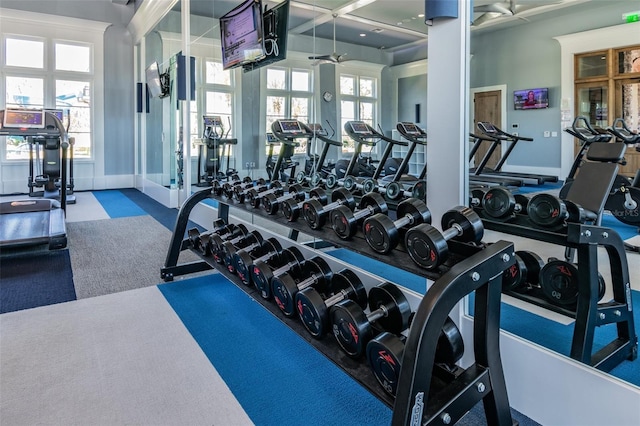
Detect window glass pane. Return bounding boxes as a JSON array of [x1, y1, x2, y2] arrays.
[[576, 85, 608, 128], [57, 80, 91, 158], [291, 70, 309, 91], [55, 43, 90, 72], [56, 80, 90, 107], [576, 53, 607, 79], [206, 91, 232, 115], [6, 38, 43, 68], [267, 69, 286, 90], [267, 96, 285, 116], [341, 100, 356, 153], [206, 61, 231, 85], [360, 102, 374, 121], [340, 75, 355, 95], [360, 77, 374, 97], [6, 76, 44, 107], [617, 48, 640, 74], [291, 97, 308, 120]]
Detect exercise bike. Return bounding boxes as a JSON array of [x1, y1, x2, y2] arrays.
[[562, 116, 640, 229]]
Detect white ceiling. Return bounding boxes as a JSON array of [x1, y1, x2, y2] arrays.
[[187, 0, 600, 53]]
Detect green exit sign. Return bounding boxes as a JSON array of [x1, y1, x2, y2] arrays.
[[623, 11, 640, 22]]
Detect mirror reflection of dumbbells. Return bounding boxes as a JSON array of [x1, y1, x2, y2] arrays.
[[342, 175, 378, 195], [331, 281, 412, 358], [246, 181, 284, 208], [330, 192, 388, 240], [251, 246, 306, 299], [233, 237, 283, 286], [539, 258, 606, 307], [481, 187, 529, 219], [210, 224, 249, 264], [261, 184, 305, 215], [223, 178, 264, 200], [303, 187, 356, 230], [363, 198, 431, 254], [405, 206, 484, 270], [501, 250, 545, 293], [384, 180, 426, 202], [187, 218, 227, 255], [232, 179, 268, 203], [366, 316, 464, 396], [281, 187, 328, 222], [215, 176, 252, 197], [221, 230, 263, 274], [271, 256, 333, 317], [527, 193, 597, 227], [296, 269, 367, 338]]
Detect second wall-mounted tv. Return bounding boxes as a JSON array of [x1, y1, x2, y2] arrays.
[[220, 0, 265, 70], [514, 88, 549, 110], [243, 0, 290, 72]]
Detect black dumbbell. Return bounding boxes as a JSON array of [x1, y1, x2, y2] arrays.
[[405, 206, 484, 270], [262, 184, 305, 215], [212, 180, 224, 196], [295, 171, 325, 188], [233, 238, 283, 286], [303, 187, 356, 230], [246, 181, 283, 208], [539, 259, 606, 306], [330, 192, 388, 240], [221, 177, 254, 198], [331, 281, 412, 358], [529, 195, 596, 226], [271, 256, 333, 317], [251, 246, 305, 299], [324, 173, 340, 189], [187, 219, 227, 254], [343, 176, 378, 194], [366, 316, 464, 397], [502, 250, 545, 292], [481, 187, 529, 219], [296, 268, 367, 338], [233, 179, 267, 203], [363, 198, 431, 254], [209, 224, 249, 263], [281, 187, 328, 222], [385, 180, 426, 201], [221, 230, 263, 273]]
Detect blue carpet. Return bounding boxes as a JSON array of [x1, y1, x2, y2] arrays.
[[513, 181, 563, 195], [93, 190, 147, 218], [159, 274, 392, 426], [0, 250, 76, 313], [470, 290, 640, 387], [326, 249, 427, 294]]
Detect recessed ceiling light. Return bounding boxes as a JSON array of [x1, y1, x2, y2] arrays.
[[418, 13, 424, 18], [397, 22, 403, 25], [359, 33, 366, 37]]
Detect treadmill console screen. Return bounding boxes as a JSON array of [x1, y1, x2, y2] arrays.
[[348, 121, 372, 135], [278, 120, 303, 133], [266, 133, 279, 143], [203, 115, 223, 126], [45, 109, 64, 121], [477, 122, 497, 134], [2, 109, 45, 129], [399, 122, 421, 135]]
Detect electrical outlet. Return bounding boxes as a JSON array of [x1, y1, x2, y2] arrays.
[[250, 162, 255, 168], [543, 131, 551, 138], [245, 162, 250, 169]]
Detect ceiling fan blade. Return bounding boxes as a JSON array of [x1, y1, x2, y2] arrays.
[[474, 3, 513, 15]]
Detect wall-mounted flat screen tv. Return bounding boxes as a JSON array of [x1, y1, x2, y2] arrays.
[[514, 88, 549, 110], [146, 61, 168, 98], [220, 0, 265, 70], [243, 0, 290, 72]]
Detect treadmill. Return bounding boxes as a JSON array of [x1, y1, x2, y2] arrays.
[[474, 121, 559, 185], [0, 109, 68, 252], [468, 131, 524, 187]]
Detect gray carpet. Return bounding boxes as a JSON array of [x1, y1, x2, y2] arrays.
[[67, 216, 203, 299]]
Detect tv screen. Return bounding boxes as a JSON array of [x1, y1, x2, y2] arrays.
[[220, 0, 265, 70], [514, 88, 549, 110], [243, 0, 289, 72], [146, 62, 167, 98]]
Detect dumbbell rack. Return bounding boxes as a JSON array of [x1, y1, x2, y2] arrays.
[[163, 187, 519, 425], [474, 209, 638, 372]]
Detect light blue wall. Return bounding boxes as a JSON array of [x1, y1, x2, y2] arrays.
[[469, 0, 635, 169], [398, 75, 427, 125]]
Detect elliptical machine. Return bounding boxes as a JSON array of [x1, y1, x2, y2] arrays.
[[196, 115, 238, 186], [562, 116, 640, 228]]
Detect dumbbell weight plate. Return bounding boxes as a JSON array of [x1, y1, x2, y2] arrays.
[[527, 193, 567, 227], [309, 173, 323, 187], [502, 250, 545, 292], [342, 176, 358, 192], [367, 283, 412, 334], [233, 237, 282, 285], [482, 187, 515, 218], [303, 188, 355, 230], [364, 198, 431, 254], [296, 269, 367, 338], [281, 187, 327, 222], [325, 174, 338, 189], [411, 181, 426, 200], [362, 179, 378, 194], [295, 171, 307, 184], [539, 260, 605, 306], [385, 181, 404, 201], [331, 192, 387, 240], [514, 194, 529, 212], [272, 257, 332, 317], [441, 206, 484, 243], [251, 246, 305, 299]]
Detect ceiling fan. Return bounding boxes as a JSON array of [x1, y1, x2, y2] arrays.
[[308, 14, 353, 65], [472, 0, 563, 27]]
